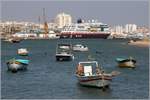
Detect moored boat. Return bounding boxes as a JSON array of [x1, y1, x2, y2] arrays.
[[75, 61, 118, 88], [11, 38, 21, 43], [6, 58, 29, 73], [3, 38, 13, 42], [73, 44, 88, 52], [116, 57, 136, 68], [6, 37, 22, 43], [17, 48, 28, 56], [56, 44, 74, 61]]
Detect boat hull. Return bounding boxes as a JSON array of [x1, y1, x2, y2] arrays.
[[60, 33, 110, 39], [18, 53, 28, 56], [7, 62, 27, 72], [11, 40, 20, 43], [56, 55, 74, 61], [76, 75, 112, 88], [73, 47, 88, 52], [118, 61, 135, 68]]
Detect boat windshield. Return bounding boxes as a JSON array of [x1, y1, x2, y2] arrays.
[[77, 61, 100, 76], [57, 44, 72, 53]]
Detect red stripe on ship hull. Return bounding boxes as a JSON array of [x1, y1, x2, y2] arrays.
[[60, 32, 110, 39]]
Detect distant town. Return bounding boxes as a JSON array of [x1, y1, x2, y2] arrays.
[[0, 12, 149, 40]]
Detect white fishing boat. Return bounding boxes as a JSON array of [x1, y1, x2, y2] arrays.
[[75, 61, 119, 88], [17, 48, 28, 56], [56, 44, 74, 61], [3, 37, 21, 43], [116, 57, 136, 68], [73, 44, 88, 51]]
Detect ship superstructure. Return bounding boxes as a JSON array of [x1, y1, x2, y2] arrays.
[[60, 21, 110, 38]]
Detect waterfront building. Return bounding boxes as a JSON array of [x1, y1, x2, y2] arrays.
[[48, 23, 57, 30], [125, 24, 137, 33], [55, 12, 72, 28], [137, 26, 149, 34], [115, 25, 123, 34], [110, 25, 127, 38], [0, 21, 39, 34]]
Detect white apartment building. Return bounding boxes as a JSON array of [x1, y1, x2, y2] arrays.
[[55, 12, 72, 28], [115, 25, 123, 34], [125, 24, 137, 33]]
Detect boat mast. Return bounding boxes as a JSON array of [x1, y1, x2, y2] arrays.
[[43, 8, 48, 34]]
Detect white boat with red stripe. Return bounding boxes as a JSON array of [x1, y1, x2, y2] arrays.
[[75, 61, 119, 88]]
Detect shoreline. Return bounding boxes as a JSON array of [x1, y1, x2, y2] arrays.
[[128, 40, 150, 47]]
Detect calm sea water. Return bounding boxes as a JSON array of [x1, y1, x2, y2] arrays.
[[1, 39, 149, 99]]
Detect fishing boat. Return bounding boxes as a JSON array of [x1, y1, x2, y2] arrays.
[[17, 48, 28, 56], [6, 58, 29, 73], [11, 38, 21, 43], [3, 38, 13, 42], [3, 37, 21, 43], [56, 44, 74, 61], [127, 40, 134, 44], [73, 44, 88, 52], [75, 61, 119, 88], [116, 57, 136, 68]]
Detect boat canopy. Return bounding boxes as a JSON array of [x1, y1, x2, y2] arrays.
[[15, 59, 29, 65], [116, 58, 127, 62], [58, 44, 72, 46], [79, 61, 98, 65], [79, 61, 99, 69], [116, 57, 136, 63]]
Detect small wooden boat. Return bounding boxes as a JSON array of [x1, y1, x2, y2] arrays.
[[3, 38, 13, 42], [75, 61, 118, 88], [17, 48, 28, 56], [9, 37, 21, 43], [73, 44, 88, 52], [116, 57, 136, 68], [6, 58, 29, 73], [56, 44, 74, 61], [3, 37, 21, 43]]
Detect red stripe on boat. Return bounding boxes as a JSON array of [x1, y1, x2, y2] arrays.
[[79, 77, 112, 82]]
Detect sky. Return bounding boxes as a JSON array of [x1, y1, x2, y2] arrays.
[[1, 0, 149, 26]]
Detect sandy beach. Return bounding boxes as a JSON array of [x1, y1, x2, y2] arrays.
[[128, 40, 150, 47]]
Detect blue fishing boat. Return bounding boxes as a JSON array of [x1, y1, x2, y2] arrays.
[[116, 57, 136, 68], [7, 58, 29, 73]]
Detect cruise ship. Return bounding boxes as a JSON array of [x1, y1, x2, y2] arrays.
[[60, 20, 111, 39]]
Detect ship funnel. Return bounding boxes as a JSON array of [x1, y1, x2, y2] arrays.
[[77, 18, 83, 24]]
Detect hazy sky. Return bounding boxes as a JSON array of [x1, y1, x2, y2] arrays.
[[1, 0, 149, 26]]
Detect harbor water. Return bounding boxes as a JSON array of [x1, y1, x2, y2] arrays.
[[1, 39, 149, 99]]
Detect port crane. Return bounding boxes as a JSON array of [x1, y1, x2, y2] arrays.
[[43, 8, 49, 37]]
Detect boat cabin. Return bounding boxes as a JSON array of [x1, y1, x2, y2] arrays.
[[76, 61, 102, 76]]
